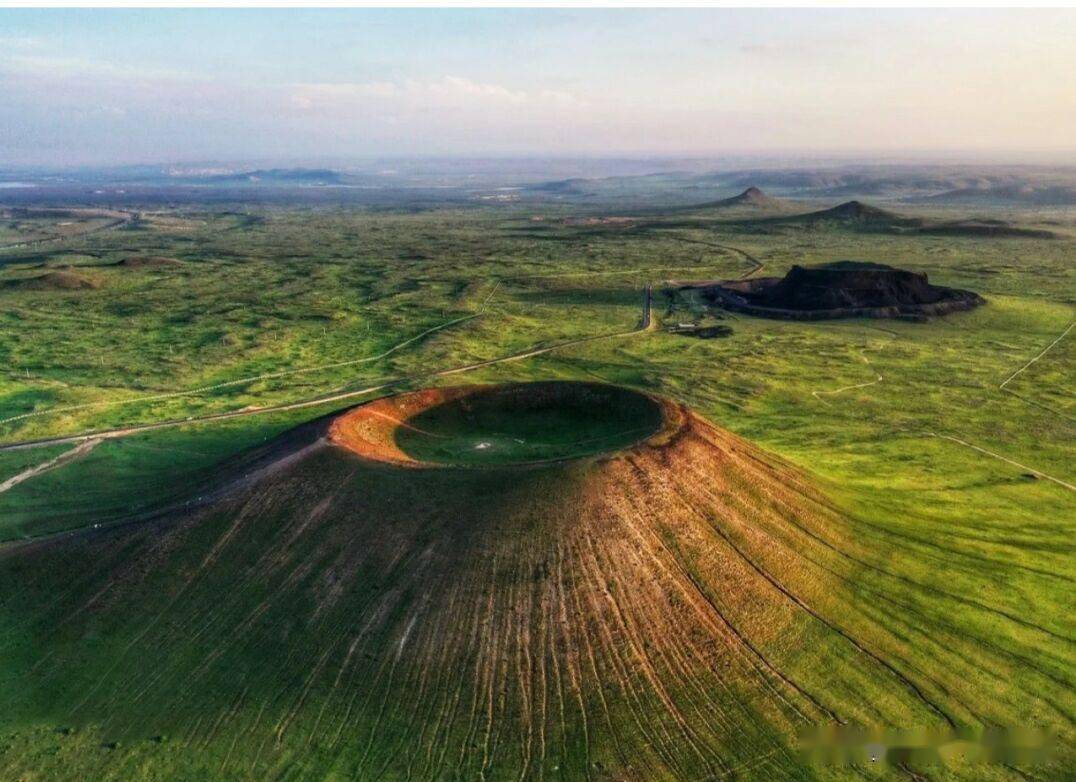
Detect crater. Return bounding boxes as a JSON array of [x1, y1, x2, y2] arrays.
[[329, 381, 669, 467]]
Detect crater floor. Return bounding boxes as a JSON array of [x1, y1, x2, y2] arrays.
[[330, 381, 668, 467]]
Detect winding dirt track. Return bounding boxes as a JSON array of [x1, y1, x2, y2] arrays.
[[662, 235, 764, 279], [4, 229, 1070, 505], [0, 286, 651, 453], [0, 284, 653, 453], [0, 285, 498, 429], [810, 350, 884, 405], [0, 209, 137, 252]]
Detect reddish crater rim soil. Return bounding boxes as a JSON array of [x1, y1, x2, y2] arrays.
[[328, 381, 685, 468]]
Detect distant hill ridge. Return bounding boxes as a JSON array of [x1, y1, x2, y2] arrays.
[[921, 184, 1076, 206], [754, 199, 1057, 238], [192, 168, 345, 185]]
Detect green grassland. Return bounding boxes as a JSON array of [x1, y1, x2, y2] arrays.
[[0, 199, 1072, 780]]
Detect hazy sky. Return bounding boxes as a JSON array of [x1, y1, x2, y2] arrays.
[[1, 8, 1074, 166]]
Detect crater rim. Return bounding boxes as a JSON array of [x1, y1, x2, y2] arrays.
[[328, 380, 681, 469]]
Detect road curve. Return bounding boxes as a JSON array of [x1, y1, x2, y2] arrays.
[[0, 209, 138, 252]]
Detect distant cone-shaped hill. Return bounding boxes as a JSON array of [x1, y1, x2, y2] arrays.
[[791, 200, 917, 227], [755, 199, 1057, 238], [699, 186, 794, 212], [1, 382, 1056, 779], [717, 186, 778, 207], [807, 200, 903, 222]]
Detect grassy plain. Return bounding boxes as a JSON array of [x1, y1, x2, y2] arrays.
[[0, 199, 1072, 780]]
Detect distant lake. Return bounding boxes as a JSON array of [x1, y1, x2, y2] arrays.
[[0, 182, 37, 189]]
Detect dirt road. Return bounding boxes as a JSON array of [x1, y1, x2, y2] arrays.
[[0, 209, 137, 252], [925, 432, 1074, 493], [0, 438, 102, 493], [0, 283, 655, 453], [997, 319, 1075, 423]]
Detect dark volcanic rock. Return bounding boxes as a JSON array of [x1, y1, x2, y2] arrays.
[[752, 263, 946, 309], [704, 261, 984, 321]]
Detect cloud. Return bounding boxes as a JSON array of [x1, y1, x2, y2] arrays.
[[2, 10, 1071, 165], [738, 34, 858, 60], [288, 76, 582, 113], [289, 81, 399, 109], [3, 51, 194, 82], [0, 35, 43, 50], [438, 76, 527, 104]]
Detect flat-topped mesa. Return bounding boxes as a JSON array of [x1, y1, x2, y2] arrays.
[[759, 262, 940, 310], [705, 261, 985, 320]]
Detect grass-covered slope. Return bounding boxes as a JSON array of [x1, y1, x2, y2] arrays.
[[0, 386, 1072, 780], [0, 198, 1072, 781]]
